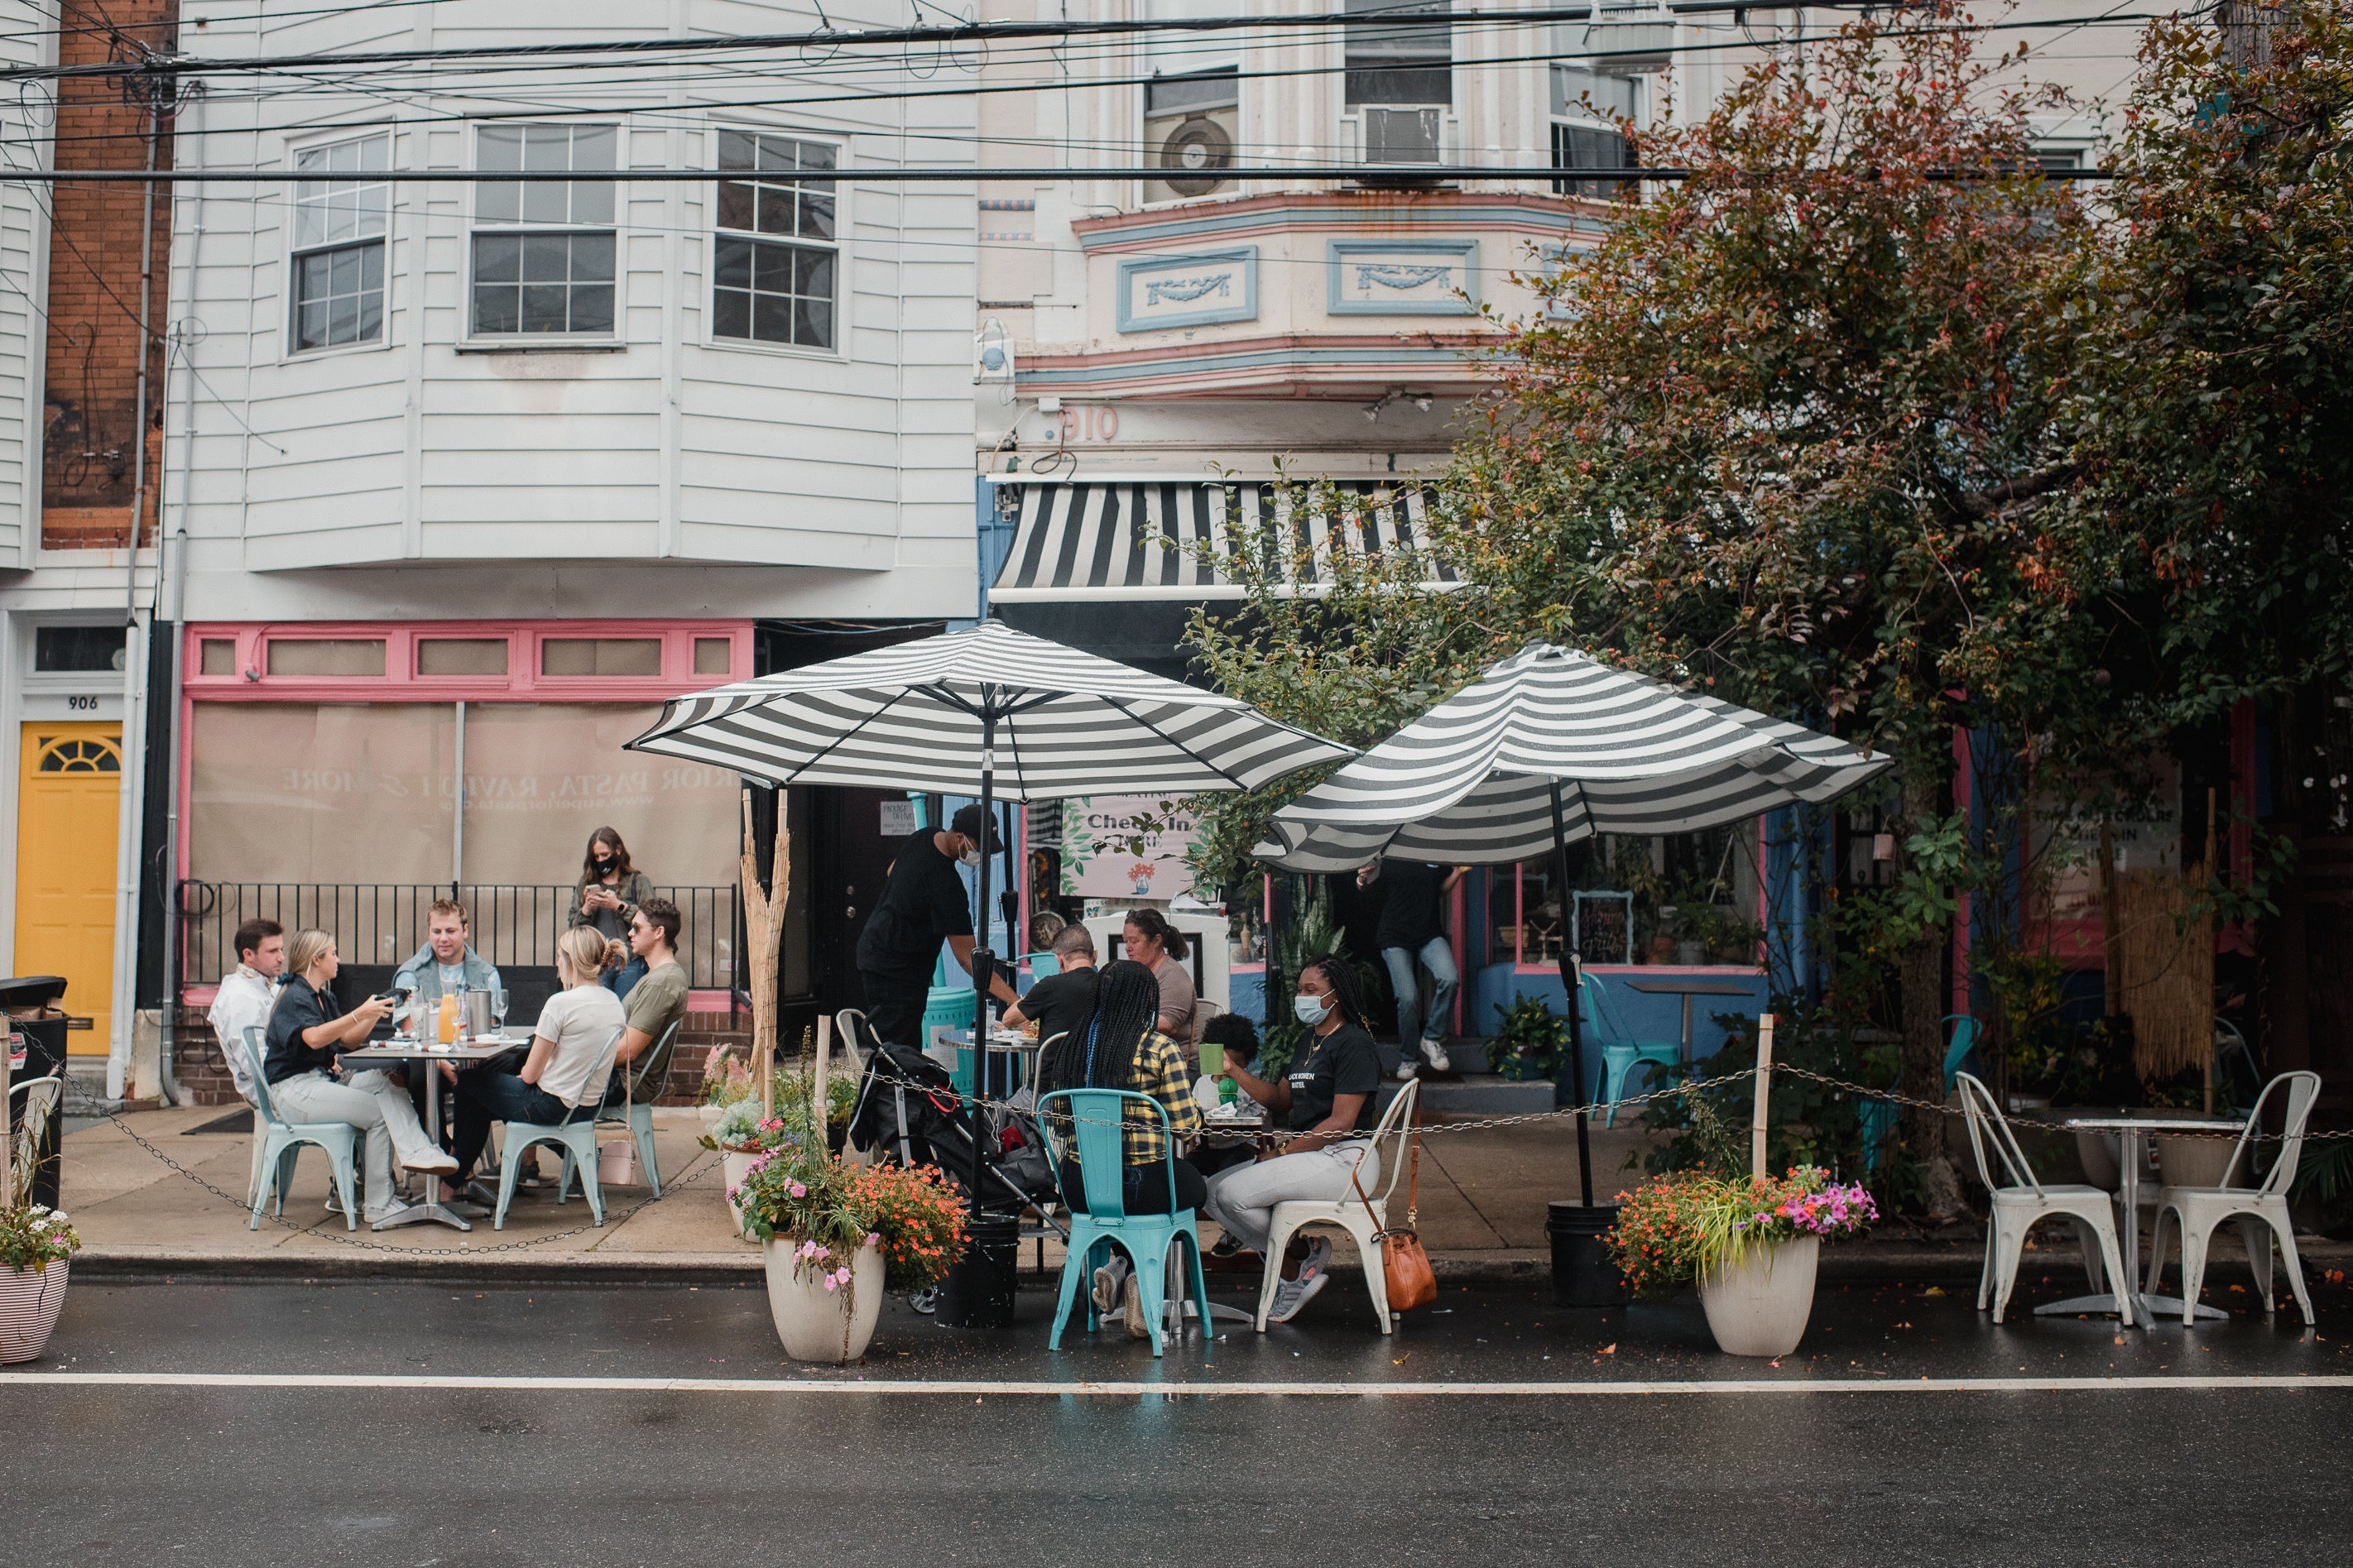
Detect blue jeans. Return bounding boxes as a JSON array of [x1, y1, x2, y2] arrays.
[[1383, 937, 1458, 1050], [603, 956, 648, 1000]]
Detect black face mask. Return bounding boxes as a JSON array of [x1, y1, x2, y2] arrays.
[[593, 856, 615, 873]]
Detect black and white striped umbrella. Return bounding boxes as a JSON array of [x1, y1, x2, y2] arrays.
[[627, 618, 1351, 799], [1262, 643, 1893, 870]]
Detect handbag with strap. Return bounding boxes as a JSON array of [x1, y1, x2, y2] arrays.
[[1352, 1129, 1437, 1314], [595, 1053, 638, 1187]]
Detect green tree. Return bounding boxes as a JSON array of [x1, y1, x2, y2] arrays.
[[1193, 7, 2130, 1211]]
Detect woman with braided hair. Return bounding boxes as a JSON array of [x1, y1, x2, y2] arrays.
[[1205, 953, 1384, 1324], [1037, 957, 1205, 1338]]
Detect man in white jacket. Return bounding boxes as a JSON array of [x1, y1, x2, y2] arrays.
[[206, 918, 284, 1204]]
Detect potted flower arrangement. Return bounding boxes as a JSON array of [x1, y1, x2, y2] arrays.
[[1609, 1167, 1876, 1357], [0, 1201, 79, 1364], [700, 1102, 799, 1237], [732, 1144, 967, 1363]]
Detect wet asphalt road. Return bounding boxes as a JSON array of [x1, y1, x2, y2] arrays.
[[6, 1266, 2351, 1566]]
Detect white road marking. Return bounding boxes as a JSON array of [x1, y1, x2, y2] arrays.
[[1, 1371, 2349, 1397]]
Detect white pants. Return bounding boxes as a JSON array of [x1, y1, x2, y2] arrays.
[[269, 1069, 440, 1216], [1203, 1142, 1380, 1255]]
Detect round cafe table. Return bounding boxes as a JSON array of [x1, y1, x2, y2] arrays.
[[2042, 1114, 2238, 1326], [340, 1035, 526, 1232]]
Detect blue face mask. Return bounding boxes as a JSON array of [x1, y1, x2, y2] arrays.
[[1293, 992, 1332, 1026]]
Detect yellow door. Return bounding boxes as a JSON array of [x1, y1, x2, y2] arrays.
[[16, 723, 122, 1054]]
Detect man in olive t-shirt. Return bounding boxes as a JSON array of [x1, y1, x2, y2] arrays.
[[612, 898, 689, 1091]]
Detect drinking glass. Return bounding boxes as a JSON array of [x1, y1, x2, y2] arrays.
[[492, 989, 509, 1033]]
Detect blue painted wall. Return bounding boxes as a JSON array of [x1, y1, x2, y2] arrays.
[[1468, 962, 1770, 1102]]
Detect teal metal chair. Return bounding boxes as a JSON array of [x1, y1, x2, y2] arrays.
[[1580, 976, 1683, 1128], [1037, 1088, 1211, 1358], [1860, 1015, 1983, 1168], [496, 1027, 625, 1229], [926, 985, 982, 1092], [1025, 952, 1059, 981], [240, 1027, 359, 1231], [579, 1017, 682, 1197]]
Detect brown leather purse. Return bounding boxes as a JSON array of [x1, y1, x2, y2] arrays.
[[1353, 1130, 1437, 1313]]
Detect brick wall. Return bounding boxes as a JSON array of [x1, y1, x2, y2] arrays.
[[41, 1, 178, 548], [169, 1008, 752, 1108]]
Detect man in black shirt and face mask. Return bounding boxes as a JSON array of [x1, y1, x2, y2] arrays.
[[855, 803, 1020, 1048]]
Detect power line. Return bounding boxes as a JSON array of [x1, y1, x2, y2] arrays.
[[0, 3, 1880, 84], [0, 161, 2123, 183]]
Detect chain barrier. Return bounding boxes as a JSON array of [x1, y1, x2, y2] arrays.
[[63, 1089, 726, 1258], [57, 1048, 2342, 1251], [1770, 1062, 2349, 1141]]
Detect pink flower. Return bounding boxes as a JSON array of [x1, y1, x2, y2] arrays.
[[824, 1273, 840, 1292], [865, 1232, 881, 1249], [789, 1182, 808, 1198]]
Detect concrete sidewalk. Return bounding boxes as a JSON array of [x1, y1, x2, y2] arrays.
[[55, 1097, 2344, 1286]]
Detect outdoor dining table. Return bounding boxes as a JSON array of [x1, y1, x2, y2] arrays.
[[1623, 977, 1758, 1060], [2041, 1114, 2237, 1326], [339, 1035, 526, 1232]]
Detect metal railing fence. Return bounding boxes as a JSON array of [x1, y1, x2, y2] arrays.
[[175, 881, 738, 992]]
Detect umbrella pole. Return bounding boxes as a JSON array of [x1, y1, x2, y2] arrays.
[[970, 712, 997, 1216], [1549, 781, 1594, 1206]]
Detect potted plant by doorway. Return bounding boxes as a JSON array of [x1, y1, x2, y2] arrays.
[[0, 1202, 79, 1364], [702, 1100, 796, 1238], [1610, 1167, 1875, 1357], [735, 1147, 966, 1364]]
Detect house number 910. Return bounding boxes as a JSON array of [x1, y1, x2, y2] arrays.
[[1059, 405, 1119, 443]]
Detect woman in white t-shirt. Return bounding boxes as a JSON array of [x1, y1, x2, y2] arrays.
[[446, 929, 628, 1192]]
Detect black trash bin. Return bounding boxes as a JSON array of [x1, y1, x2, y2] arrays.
[[934, 1212, 1021, 1329], [1, 976, 74, 1211], [1547, 1201, 1629, 1308]]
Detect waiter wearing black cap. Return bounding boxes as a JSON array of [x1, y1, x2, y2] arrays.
[[856, 803, 1020, 1048]]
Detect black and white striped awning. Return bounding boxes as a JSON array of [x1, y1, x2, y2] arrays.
[[988, 478, 1460, 603], [1261, 644, 1894, 870]]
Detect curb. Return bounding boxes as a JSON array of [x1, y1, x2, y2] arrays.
[[74, 1242, 1996, 1289]]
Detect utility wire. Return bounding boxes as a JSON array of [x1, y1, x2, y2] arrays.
[[0, 161, 2125, 182], [0, 2, 1941, 84]]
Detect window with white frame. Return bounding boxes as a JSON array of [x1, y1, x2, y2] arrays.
[[470, 123, 617, 338], [1140, 0, 1240, 203], [290, 132, 391, 352], [712, 131, 838, 351], [1550, 62, 1640, 199], [1346, 0, 1452, 165]]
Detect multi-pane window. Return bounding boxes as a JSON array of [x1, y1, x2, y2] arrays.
[[471, 124, 617, 337], [713, 131, 838, 350], [1346, 0, 1452, 165], [1141, 0, 1240, 202], [1551, 64, 1640, 199], [291, 132, 390, 351]]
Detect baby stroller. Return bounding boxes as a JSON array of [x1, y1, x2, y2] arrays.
[[848, 1039, 1062, 1219]]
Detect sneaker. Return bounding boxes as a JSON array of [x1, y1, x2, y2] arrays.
[[1122, 1274, 1151, 1339], [1419, 1039, 1452, 1072], [363, 1202, 401, 1226], [1268, 1272, 1329, 1324], [1092, 1254, 1131, 1315], [1294, 1235, 1333, 1289], [1395, 1058, 1419, 1081], [407, 1151, 460, 1176]]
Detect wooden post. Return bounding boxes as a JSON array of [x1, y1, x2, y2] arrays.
[[813, 1014, 833, 1142], [1, 1020, 13, 1206], [2204, 788, 2219, 1120], [2098, 822, 2120, 1020], [1750, 1012, 1776, 1180], [741, 794, 790, 1124]]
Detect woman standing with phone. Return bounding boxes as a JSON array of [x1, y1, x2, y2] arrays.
[[569, 826, 655, 999]]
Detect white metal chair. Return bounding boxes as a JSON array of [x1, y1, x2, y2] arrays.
[[1956, 1072, 2133, 1326], [241, 1027, 361, 1232], [1254, 1080, 1420, 1335], [2146, 1069, 2320, 1326], [834, 1009, 874, 1067]]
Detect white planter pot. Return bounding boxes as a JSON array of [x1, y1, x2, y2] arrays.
[[1698, 1235, 1818, 1357], [722, 1150, 759, 1239], [0, 1259, 68, 1364], [761, 1238, 884, 1364], [2157, 1134, 2241, 1190]]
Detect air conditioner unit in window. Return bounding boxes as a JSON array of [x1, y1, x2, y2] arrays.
[[1361, 106, 1443, 165], [1145, 102, 1238, 203], [1580, 4, 1675, 73]]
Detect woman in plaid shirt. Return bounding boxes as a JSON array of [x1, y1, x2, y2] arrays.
[[1039, 959, 1207, 1337]]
